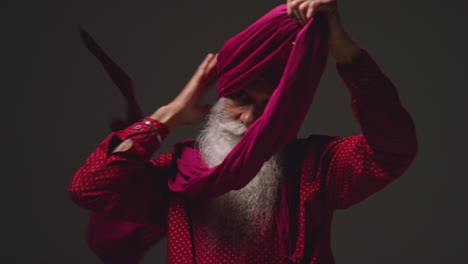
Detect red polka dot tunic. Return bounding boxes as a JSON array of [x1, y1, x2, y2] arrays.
[[69, 49, 417, 264]]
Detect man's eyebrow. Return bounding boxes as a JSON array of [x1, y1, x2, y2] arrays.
[[227, 90, 246, 99]]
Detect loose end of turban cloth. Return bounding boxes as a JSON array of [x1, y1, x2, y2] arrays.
[[80, 28, 143, 132]]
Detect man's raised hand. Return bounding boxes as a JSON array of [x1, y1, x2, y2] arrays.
[[150, 53, 218, 131]]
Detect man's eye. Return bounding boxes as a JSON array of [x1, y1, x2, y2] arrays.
[[230, 91, 248, 101]]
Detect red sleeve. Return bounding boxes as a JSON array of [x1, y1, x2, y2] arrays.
[[68, 117, 174, 226], [85, 211, 167, 264], [321, 48, 418, 209]]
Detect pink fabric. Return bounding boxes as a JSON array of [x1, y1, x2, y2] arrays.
[[169, 5, 329, 196], [216, 5, 301, 97]]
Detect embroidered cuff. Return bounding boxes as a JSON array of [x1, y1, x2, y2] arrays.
[[142, 117, 170, 144]]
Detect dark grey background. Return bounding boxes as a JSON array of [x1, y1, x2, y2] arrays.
[[2, 0, 467, 263]]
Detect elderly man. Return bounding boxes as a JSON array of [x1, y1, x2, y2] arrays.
[[69, 1, 417, 263]]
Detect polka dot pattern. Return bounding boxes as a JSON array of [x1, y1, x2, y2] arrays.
[[322, 134, 415, 209], [188, 201, 288, 264], [166, 196, 194, 264]]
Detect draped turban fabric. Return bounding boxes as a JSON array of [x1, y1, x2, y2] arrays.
[[216, 5, 302, 97]]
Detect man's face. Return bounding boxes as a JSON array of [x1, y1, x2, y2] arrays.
[[223, 76, 277, 127]]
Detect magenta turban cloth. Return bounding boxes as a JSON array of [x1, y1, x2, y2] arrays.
[[216, 5, 302, 97]]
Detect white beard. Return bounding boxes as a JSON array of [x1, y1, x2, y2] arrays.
[[195, 98, 285, 247]]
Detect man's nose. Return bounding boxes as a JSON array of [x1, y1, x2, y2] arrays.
[[240, 105, 263, 127]]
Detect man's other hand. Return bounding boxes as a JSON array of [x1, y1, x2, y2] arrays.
[[287, 0, 360, 65], [287, 0, 337, 25]]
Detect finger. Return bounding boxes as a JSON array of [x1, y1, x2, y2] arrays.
[[292, 10, 302, 24], [298, 1, 310, 24], [294, 10, 304, 25], [290, 0, 305, 24], [199, 53, 217, 89], [190, 54, 218, 101], [197, 53, 214, 75], [306, 3, 317, 20], [195, 53, 214, 80], [178, 53, 217, 103], [204, 53, 218, 76], [287, 0, 295, 18], [187, 53, 214, 92], [198, 69, 217, 97], [175, 54, 212, 102]]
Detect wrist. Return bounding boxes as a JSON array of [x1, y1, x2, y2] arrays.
[[150, 104, 182, 131], [141, 117, 170, 144], [328, 31, 360, 65], [326, 10, 344, 36]]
